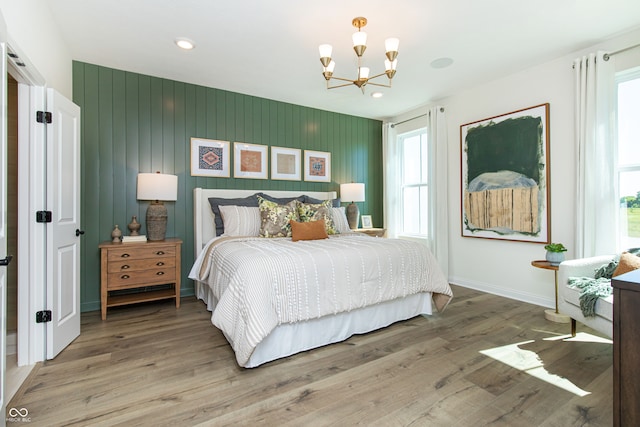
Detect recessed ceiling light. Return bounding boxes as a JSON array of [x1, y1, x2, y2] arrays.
[[175, 38, 195, 50], [371, 92, 383, 98], [430, 57, 453, 69]]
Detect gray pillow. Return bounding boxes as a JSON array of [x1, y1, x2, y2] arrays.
[[208, 194, 259, 236], [257, 192, 305, 205], [304, 195, 341, 207]]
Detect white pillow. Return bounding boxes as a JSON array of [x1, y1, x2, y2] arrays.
[[219, 205, 261, 236], [332, 207, 352, 234]]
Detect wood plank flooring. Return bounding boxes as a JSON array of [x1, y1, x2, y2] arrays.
[[8, 285, 613, 426]]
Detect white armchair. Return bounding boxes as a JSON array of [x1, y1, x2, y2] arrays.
[[558, 255, 613, 338]]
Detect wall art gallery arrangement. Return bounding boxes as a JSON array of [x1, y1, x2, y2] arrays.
[[460, 103, 550, 243], [190, 137, 331, 182]]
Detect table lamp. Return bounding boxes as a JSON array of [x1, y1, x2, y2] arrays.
[[340, 183, 365, 229], [137, 172, 178, 241]]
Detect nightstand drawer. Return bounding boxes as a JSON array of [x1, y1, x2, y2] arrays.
[[107, 267, 176, 289], [107, 257, 176, 274], [107, 245, 176, 262]]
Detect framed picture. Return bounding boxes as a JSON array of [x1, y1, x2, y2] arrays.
[[304, 150, 331, 182], [460, 103, 550, 243], [234, 142, 268, 179], [190, 138, 230, 177], [271, 146, 301, 181], [361, 215, 373, 229]]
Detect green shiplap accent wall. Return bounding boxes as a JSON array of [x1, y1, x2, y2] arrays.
[[73, 61, 383, 312]]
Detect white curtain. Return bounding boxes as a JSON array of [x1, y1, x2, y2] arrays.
[[382, 107, 449, 276], [574, 52, 617, 258], [427, 106, 449, 277], [382, 122, 400, 237]]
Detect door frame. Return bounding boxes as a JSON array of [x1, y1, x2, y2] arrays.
[[7, 41, 48, 366]]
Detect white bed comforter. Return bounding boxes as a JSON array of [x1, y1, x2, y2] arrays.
[[191, 234, 452, 366]]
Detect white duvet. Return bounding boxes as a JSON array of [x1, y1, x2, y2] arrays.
[[190, 233, 452, 366]]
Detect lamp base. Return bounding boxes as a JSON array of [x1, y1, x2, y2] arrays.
[[146, 201, 167, 241], [346, 203, 360, 230]]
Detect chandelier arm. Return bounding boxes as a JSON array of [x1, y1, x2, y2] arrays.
[[366, 81, 392, 88], [327, 82, 357, 89], [367, 72, 390, 80], [329, 76, 359, 83]]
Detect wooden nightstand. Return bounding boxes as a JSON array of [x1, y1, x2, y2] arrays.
[[99, 238, 182, 320], [354, 228, 386, 238]]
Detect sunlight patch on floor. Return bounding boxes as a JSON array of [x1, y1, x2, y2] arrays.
[[544, 332, 613, 345], [480, 340, 591, 397]]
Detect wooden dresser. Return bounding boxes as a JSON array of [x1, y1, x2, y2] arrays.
[[612, 269, 640, 427], [99, 238, 182, 320]]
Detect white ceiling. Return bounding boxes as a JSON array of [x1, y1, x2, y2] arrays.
[[48, 0, 640, 120]]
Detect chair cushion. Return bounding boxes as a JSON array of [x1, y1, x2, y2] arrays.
[[563, 285, 613, 322]]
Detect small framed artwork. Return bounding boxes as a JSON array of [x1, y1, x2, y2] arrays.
[[361, 215, 373, 229], [304, 150, 331, 182], [234, 142, 268, 179], [190, 138, 230, 177], [271, 146, 301, 181]]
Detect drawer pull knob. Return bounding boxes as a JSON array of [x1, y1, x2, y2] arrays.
[[121, 265, 130, 270], [121, 274, 130, 279], [156, 251, 165, 255], [156, 262, 165, 266], [156, 271, 165, 276], [121, 253, 130, 258]]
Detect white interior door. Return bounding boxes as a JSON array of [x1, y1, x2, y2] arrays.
[[0, 28, 9, 419], [46, 89, 81, 359]]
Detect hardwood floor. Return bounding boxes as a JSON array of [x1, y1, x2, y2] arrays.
[[9, 285, 613, 426]]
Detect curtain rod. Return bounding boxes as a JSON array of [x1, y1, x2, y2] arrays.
[[390, 107, 444, 128], [604, 42, 640, 61]]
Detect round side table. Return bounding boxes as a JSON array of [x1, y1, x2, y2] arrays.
[[531, 260, 571, 323]]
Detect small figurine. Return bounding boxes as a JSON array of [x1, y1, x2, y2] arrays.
[[128, 216, 141, 236], [111, 225, 122, 243]]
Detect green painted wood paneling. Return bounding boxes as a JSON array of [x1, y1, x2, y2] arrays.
[[73, 61, 383, 312]]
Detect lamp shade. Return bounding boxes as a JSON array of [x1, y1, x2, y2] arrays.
[[340, 183, 365, 202], [137, 173, 178, 201]]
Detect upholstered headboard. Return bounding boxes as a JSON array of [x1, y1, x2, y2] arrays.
[[193, 188, 338, 257]]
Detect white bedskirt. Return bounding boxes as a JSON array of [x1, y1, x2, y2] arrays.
[[195, 281, 432, 367]]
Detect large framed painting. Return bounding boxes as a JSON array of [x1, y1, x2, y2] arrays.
[[304, 150, 331, 182], [460, 103, 550, 243], [191, 138, 230, 177], [271, 146, 301, 181], [234, 142, 268, 179]]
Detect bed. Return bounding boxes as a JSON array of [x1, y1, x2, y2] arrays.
[[189, 188, 452, 368]]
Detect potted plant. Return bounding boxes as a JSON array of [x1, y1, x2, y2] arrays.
[[544, 243, 567, 266]]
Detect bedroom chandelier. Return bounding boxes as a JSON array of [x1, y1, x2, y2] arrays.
[[318, 17, 399, 94]]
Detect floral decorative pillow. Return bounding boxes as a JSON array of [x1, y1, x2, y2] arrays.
[[297, 200, 337, 235], [258, 196, 299, 237]]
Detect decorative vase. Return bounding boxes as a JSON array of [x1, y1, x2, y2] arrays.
[[111, 225, 122, 243], [128, 215, 141, 236], [545, 251, 565, 266]]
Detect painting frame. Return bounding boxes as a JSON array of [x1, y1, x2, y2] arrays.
[[460, 103, 550, 243], [190, 138, 230, 178], [234, 142, 268, 180], [271, 146, 301, 181], [361, 215, 373, 229], [304, 150, 331, 183]]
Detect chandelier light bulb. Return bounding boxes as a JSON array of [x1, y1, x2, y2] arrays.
[[358, 67, 370, 80], [385, 38, 399, 53], [325, 61, 336, 73], [352, 31, 367, 48], [319, 44, 333, 59]]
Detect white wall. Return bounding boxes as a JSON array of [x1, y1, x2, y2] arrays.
[[0, 0, 72, 97], [394, 28, 640, 308]]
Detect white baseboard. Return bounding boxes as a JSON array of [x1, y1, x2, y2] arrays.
[[449, 276, 554, 309]]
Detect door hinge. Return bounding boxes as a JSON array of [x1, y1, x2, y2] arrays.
[[36, 310, 52, 323], [36, 110, 52, 124], [36, 210, 52, 223]]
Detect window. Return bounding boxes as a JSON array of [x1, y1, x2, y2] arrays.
[[616, 69, 640, 250], [399, 129, 429, 236]]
